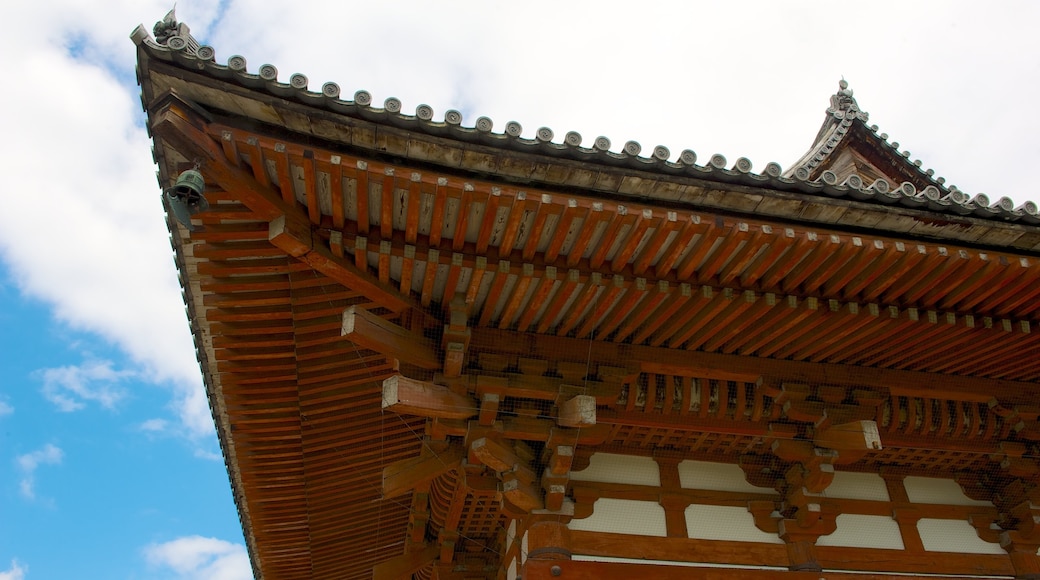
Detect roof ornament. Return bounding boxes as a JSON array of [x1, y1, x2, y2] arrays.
[[830, 78, 859, 113], [153, 8, 180, 45], [151, 6, 200, 55]]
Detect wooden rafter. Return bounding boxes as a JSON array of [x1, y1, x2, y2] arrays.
[[151, 95, 413, 314]]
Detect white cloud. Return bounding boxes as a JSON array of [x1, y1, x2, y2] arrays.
[[139, 418, 169, 433], [16, 444, 63, 500], [0, 400, 12, 417], [205, 0, 1040, 203], [0, 1, 219, 440], [0, 560, 26, 580], [144, 536, 252, 580], [194, 448, 223, 462], [38, 360, 134, 412]]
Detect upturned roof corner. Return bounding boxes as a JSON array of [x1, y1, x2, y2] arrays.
[[784, 79, 1037, 220]]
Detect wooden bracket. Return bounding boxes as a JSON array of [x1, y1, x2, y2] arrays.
[[382, 445, 464, 499], [409, 490, 431, 544], [502, 472, 544, 513], [382, 375, 477, 420], [470, 437, 536, 483], [443, 294, 471, 378], [748, 500, 781, 533], [738, 453, 779, 489], [477, 393, 500, 426], [541, 468, 570, 512], [343, 306, 440, 369]]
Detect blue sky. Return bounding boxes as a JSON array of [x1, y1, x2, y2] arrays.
[[2, 1, 1040, 579], [0, 267, 246, 579]]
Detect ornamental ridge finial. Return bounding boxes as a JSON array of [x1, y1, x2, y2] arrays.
[[830, 77, 857, 112], [150, 6, 200, 56], [153, 7, 179, 45]]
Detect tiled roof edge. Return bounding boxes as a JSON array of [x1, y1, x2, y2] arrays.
[[132, 19, 1040, 226], [787, 81, 1039, 223]]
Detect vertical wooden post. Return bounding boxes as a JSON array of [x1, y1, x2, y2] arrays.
[[654, 455, 689, 539], [778, 525, 821, 572], [1002, 532, 1040, 579], [521, 520, 571, 580]]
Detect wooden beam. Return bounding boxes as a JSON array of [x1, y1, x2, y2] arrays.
[[382, 375, 477, 420], [468, 327, 1037, 406], [432, 417, 611, 446], [372, 544, 439, 580], [342, 306, 440, 370], [460, 373, 620, 405], [382, 445, 464, 499], [524, 559, 1012, 580], [565, 530, 1015, 577], [558, 395, 597, 427], [814, 420, 883, 451]]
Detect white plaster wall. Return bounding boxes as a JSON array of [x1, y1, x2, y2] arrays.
[[506, 556, 517, 580], [904, 476, 992, 506], [685, 504, 784, 544], [816, 514, 903, 549], [567, 498, 668, 537], [918, 518, 1004, 554], [678, 460, 774, 493], [569, 453, 661, 487], [823, 471, 890, 502]]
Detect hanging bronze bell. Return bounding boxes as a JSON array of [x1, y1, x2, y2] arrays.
[[172, 168, 205, 202], [166, 168, 208, 231]]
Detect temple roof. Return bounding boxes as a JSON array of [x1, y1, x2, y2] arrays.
[[131, 20, 1040, 234], [132, 13, 1040, 580]]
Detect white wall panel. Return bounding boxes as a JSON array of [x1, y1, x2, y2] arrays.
[[570, 453, 660, 487], [685, 504, 784, 544], [904, 476, 992, 506], [824, 471, 890, 502], [678, 460, 773, 493], [918, 518, 1004, 554], [568, 499, 668, 537], [816, 514, 903, 549]]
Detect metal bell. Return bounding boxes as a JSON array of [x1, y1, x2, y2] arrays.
[[172, 168, 205, 201], [166, 168, 208, 231]]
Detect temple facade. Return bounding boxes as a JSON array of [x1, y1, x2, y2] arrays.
[[135, 13, 1040, 580]]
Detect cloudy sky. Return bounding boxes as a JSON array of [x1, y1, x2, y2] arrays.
[[0, 1, 1037, 578]]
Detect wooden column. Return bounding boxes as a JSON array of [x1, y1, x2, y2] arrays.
[[654, 455, 689, 538], [521, 520, 572, 580], [882, 471, 925, 553], [1002, 532, 1040, 580]]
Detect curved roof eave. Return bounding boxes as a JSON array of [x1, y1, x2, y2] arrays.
[[131, 20, 1040, 238]]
